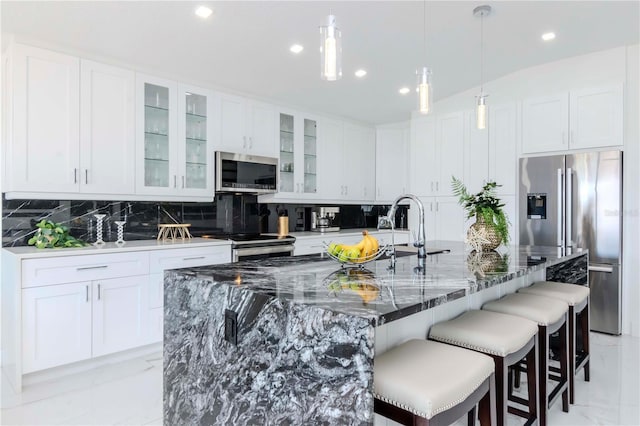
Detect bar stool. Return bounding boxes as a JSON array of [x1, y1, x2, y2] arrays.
[[483, 293, 570, 426], [518, 281, 590, 404], [374, 339, 496, 426], [428, 310, 539, 426]]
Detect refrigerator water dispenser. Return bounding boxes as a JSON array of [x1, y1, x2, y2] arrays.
[[527, 194, 547, 219]]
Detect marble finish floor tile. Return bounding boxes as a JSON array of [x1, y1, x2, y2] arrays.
[[1, 333, 638, 425]]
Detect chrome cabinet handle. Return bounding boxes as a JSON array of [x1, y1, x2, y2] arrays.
[[589, 264, 614, 273], [436, 181, 439, 191], [174, 175, 177, 188], [249, 137, 253, 149], [183, 256, 206, 261], [97, 284, 101, 300], [85, 285, 89, 302], [74, 168, 78, 184], [243, 136, 247, 149], [77, 265, 108, 271], [85, 169, 88, 184], [430, 182, 433, 192]]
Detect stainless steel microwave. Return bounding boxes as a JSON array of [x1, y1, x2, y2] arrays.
[[215, 151, 279, 194]]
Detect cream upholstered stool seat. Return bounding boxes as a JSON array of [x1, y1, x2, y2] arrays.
[[483, 293, 570, 426], [518, 281, 590, 404], [374, 339, 496, 426], [429, 310, 539, 426]]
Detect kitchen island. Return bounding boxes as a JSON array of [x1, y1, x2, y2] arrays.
[[164, 242, 587, 425]]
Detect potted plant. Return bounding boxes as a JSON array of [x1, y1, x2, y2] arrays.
[[451, 176, 509, 251]]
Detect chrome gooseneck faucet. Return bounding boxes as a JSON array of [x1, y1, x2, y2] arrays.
[[387, 194, 427, 259]]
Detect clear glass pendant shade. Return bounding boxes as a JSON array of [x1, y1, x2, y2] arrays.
[[476, 95, 488, 130], [416, 67, 432, 114], [320, 15, 342, 81]]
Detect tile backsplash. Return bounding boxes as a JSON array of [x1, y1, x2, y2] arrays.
[[2, 194, 408, 247]]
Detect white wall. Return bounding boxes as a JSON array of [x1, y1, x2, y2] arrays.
[[411, 45, 639, 336]]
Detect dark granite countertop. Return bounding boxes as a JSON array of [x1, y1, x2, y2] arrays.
[[173, 241, 587, 326]]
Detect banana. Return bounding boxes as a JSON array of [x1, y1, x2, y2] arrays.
[[359, 232, 373, 260], [366, 233, 379, 254]]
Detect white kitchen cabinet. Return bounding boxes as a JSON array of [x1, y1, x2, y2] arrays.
[[488, 103, 518, 195], [569, 84, 623, 150], [275, 111, 318, 197], [409, 116, 437, 196], [92, 276, 148, 357], [22, 282, 92, 373], [80, 59, 135, 195], [521, 85, 623, 154], [317, 119, 344, 199], [135, 74, 214, 199], [464, 110, 489, 195], [409, 197, 465, 243], [376, 123, 409, 202], [219, 94, 276, 157], [342, 123, 376, 201], [436, 112, 465, 197], [7, 43, 80, 194]]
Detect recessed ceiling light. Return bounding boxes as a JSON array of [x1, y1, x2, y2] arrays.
[[541, 32, 556, 41], [355, 69, 367, 78], [290, 44, 304, 54], [399, 87, 410, 95], [195, 6, 213, 19]]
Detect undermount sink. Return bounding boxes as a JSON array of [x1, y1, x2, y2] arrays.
[[376, 246, 450, 260]]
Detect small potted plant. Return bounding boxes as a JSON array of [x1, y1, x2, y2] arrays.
[[451, 176, 509, 251]]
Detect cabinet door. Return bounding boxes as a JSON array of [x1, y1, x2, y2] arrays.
[[437, 112, 465, 197], [570, 84, 623, 149], [489, 103, 518, 195], [278, 112, 296, 193], [178, 84, 214, 196], [136, 74, 178, 194], [435, 198, 465, 242], [342, 124, 365, 200], [22, 282, 92, 373], [317, 119, 344, 199], [92, 276, 149, 357], [302, 118, 318, 194], [219, 93, 246, 151], [410, 117, 437, 196], [464, 110, 489, 194], [80, 60, 135, 194], [10, 44, 80, 193], [376, 125, 408, 201], [247, 101, 276, 156], [522, 93, 569, 154]]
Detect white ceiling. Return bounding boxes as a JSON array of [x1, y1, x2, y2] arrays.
[[2, 1, 639, 125]]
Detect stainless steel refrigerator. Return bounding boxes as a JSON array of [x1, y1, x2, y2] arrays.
[[519, 150, 623, 334]]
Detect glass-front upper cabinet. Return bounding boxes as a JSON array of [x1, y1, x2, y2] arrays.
[[279, 113, 295, 192], [183, 91, 208, 190], [303, 119, 317, 193], [136, 74, 213, 200], [275, 112, 318, 196]]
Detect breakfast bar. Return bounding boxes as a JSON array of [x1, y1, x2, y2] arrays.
[[163, 242, 587, 425]]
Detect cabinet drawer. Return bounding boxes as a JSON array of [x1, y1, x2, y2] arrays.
[[149, 246, 231, 274], [22, 252, 149, 288]]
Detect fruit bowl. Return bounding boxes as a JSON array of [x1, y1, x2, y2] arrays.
[[324, 268, 381, 304], [323, 241, 391, 267]]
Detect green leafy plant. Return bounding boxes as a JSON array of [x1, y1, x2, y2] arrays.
[[27, 220, 88, 249], [451, 176, 510, 245]]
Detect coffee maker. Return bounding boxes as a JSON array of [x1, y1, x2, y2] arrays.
[[310, 207, 340, 232]]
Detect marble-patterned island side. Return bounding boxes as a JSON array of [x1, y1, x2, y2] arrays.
[[164, 241, 587, 425]]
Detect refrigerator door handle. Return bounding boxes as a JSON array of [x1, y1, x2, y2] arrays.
[[557, 168, 564, 247], [589, 264, 614, 273], [566, 167, 573, 247]]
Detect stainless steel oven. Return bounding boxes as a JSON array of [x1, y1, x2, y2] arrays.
[[233, 243, 294, 262]]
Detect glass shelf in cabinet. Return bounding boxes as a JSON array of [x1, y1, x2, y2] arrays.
[[186, 137, 207, 142], [279, 149, 294, 154], [185, 112, 207, 119], [145, 131, 169, 137], [186, 161, 207, 166], [280, 170, 294, 174], [280, 129, 294, 135], [145, 104, 169, 112]]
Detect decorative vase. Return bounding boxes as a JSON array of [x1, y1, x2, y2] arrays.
[[467, 213, 501, 251]]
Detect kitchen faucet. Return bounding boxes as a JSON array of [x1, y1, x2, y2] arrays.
[[387, 194, 427, 273]]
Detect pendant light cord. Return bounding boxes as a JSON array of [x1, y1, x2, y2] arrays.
[[423, 0, 427, 63], [480, 11, 484, 94]]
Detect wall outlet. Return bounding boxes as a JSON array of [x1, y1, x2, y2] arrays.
[[224, 309, 238, 345]]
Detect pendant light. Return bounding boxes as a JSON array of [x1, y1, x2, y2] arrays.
[[417, 0, 432, 114], [473, 5, 491, 130], [320, 13, 342, 81]]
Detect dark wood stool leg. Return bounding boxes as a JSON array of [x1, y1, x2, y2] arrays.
[[560, 319, 570, 412], [526, 342, 539, 424], [478, 382, 493, 426], [514, 363, 521, 389], [568, 306, 576, 404], [581, 304, 590, 382], [494, 356, 506, 426], [538, 325, 548, 426]]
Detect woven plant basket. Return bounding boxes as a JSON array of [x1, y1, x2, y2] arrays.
[[467, 213, 501, 251]]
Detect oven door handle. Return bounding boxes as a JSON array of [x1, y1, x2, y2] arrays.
[[233, 244, 294, 261]]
